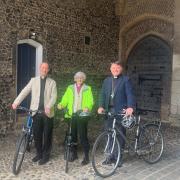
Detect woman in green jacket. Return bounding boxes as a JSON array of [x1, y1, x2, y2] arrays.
[[57, 71, 94, 165]]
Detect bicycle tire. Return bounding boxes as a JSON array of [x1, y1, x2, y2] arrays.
[[12, 132, 28, 175], [92, 131, 121, 178], [138, 124, 164, 164], [65, 145, 70, 173]]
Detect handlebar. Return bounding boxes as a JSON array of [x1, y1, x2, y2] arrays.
[[58, 108, 91, 117], [15, 106, 44, 114], [98, 111, 126, 117]]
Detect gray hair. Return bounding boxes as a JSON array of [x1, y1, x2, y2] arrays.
[[74, 71, 86, 81]]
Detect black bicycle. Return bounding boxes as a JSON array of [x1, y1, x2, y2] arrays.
[[12, 106, 42, 175], [92, 111, 164, 178], [63, 110, 90, 173]]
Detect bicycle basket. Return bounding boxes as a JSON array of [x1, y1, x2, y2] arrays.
[[121, 115, 136, 129]]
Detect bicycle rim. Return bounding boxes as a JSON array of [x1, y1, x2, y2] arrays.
[[12, 132, 28, 175], [138, 124, 164, 164], [92, 131, 121, 178]]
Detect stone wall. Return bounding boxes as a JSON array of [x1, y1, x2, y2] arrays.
[[116, 0, 174, 60], [116, 0, 174, 121], [169, 0, 180, 125], [0, 0, 119, 134]]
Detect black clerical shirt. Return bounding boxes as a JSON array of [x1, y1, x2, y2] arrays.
[[38, 77, 46, 110], [109, 76, 119, 108]]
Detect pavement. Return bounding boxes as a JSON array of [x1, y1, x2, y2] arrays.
[[0, 123, 180, 180]]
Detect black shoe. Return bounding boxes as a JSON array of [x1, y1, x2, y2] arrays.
[[67, 150, 78, 162], [81, 157, 89, 166], [117, 159, 123, 167], [69, 154, 78, 162], [38, 157, 49, 165], [102, 159, 111, 165], [102, 157, 116, 165], [73, 151, 78, 160], [118, 155, 123, 167], [32, 155, 42, 162]]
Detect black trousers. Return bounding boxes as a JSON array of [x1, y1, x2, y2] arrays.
[[71, 116, 90, 156], [104, 116, 126, 150], [33, 113, 54, 158]]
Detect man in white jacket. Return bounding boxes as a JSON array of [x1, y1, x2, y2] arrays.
[[12, 62, 57, 165]]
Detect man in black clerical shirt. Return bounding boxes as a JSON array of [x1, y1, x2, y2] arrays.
[[98, 61, 135, 167], [12, 62, 57, 165]]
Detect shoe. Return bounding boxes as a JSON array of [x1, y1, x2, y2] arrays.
[[32, 155, 42, 162], [102, 158, 111, 165], [65, 145, 78, 162], [118, 155, 123, 167], [67, 150, 78, 162], [102, 156, 116, 165], [38, 157, 49, 165], [117, 160, 123, 167], [81, 157, 89, 166]]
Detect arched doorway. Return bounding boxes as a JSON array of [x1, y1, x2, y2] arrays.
[[17, 39, 43, 109], [127, 35, 172, 120]]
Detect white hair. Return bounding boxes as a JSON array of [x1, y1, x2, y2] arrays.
[[74, 71, 86, 81]]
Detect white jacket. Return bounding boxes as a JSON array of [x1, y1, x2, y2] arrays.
[[13, 76, 57, 118]]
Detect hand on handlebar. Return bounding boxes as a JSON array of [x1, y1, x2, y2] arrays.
[[122, 108, 134, 117], [12, 103, 18, 110], [83, 108, 89, 112], [97, 107, 105, 114], [57, 104, 63, 110]]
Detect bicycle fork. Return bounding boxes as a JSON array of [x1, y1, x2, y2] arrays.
[[104, 118, 116, 155]]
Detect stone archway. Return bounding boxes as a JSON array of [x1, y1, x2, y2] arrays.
[[127, 35, 172, 120]]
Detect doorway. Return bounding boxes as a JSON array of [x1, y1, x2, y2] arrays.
[[127, 35, 172, 119]]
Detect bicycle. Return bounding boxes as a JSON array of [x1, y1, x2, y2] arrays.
[[12, 106, 43, 175], [63, 110, 91, 173], [91, 111, 164, 178]]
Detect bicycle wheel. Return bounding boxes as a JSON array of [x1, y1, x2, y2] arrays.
[[12, 132, 28, 175], [92, 131, 121, 178], [138, 124, 164, 164]]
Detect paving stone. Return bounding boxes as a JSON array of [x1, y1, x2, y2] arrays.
[[0, 127, 180, 180]]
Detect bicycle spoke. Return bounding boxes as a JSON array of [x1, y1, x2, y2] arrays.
[[138, 124, 163, 164], [92, 131, 121, 178], [12, 133, 28, 175]]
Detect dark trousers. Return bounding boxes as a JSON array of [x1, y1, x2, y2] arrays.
[[104, 116, 126, 158], [33, 113, 54, 159], [71, 116, 90, 157]]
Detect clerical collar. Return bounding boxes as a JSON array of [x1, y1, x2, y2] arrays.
[[112, 75, 120, 79], [40, 76, 47, 80]]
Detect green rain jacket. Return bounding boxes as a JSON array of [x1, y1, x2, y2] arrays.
[[58, 84, 94, 118]]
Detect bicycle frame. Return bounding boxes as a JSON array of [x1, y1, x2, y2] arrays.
[[106, 114, 162, 156], [66, 120, 73, 146], [23, 115, 33, 132]]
